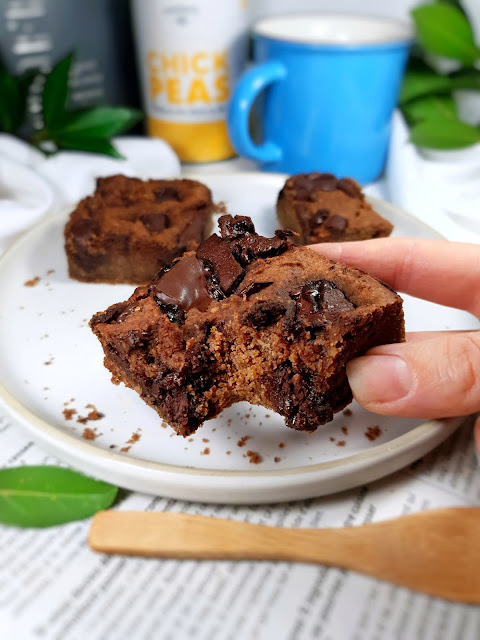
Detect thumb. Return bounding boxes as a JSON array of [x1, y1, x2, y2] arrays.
[[346, 332, 480, 419]]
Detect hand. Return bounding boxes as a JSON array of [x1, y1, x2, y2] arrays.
[[312, 237, 480, 453]]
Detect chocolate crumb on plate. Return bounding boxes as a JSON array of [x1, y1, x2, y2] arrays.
[[365, 426, 382, 441], [24, 276, 40, 287], [246, 450, 262, 464]]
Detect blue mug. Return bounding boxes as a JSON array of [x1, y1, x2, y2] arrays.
[[228, 14, 413, 183]]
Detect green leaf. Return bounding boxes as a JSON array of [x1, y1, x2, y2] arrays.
[[412, 4, 480, 65], [410, 116, 480, 149], [52, 135, 124, 158], [400, 66, 452, 104], [0, 466, 118, 527], [402, 94, 457, 125], [0, 68, 34, 133], [449, 68, 480, 91], [50, 106, 143, 138], [42, 53, 73, 129]]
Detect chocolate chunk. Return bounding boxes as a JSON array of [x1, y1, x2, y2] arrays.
[[196, 233, 244, 294], [244, 301, 286, 328], [310, 208, 330, 229], [154, 187, 181, 203], [275, 229, 296, 240], [337, 178, 363, 199], [312, 173, 338, 192], [231, 233, 290, 265], [181, 213, 209, 243], [298, 279, 354, 316], [140, 213, 168, 233], [104, 232, 130, 251], [90, 301, 130, 327], [70, 218, 99, 243], [238, 281, 273, 298], [218, 215, 255, 239], [326, 214, 348, 234], [152, 255, 212, 321]]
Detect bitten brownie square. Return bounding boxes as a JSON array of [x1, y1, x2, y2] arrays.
[[277, 172, 394, 244], [64, 175, 213, 284], [90, 215, 404, 437]]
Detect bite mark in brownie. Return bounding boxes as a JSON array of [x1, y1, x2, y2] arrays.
[[65, 175, 213, 284], [90, 216, 404, 436], [277, 172, 394, 244]]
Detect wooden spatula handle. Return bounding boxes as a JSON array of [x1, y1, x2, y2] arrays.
[[89, 508, 480, 603]]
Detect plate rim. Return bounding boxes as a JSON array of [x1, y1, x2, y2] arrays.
[[0, 172, 467, 501]]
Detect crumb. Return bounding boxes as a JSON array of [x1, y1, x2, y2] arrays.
[[70, 398, 75, 402], [24, 276, 40, 287], [201, 447, 210, 455], [44, 358, 54, 365], [213, 200, 228, 214], [237, 436, 250, 447], [365, 426, 382, 441], [279, 442, 285, 448], [125, 430, 141, 445], [226, 450, 231, 455], [44, 387, 50, 391], [336, 440, 346, 447], [274, 457, 281, 463], [227, 419, 232, 426], [245, 413, 251, 419], [202, 438, 209, 443], [87, 409, 104, 421], [82, 427, 100, 440], [265, 414, 271, 418], [161, 420, 168, 429], [212, 428, 216, 432], [341, 426, 349, 435], [246, 450, 262, 464], [330, 437, 336, 442], [188, 437, 194, 442], [62, 408, 77, 421], [343, 408, 352, 417], [77, 415, 88, 424], [109, 444, 116, 449], [120, 445, 131, 453], [46, 269, 55, 275]]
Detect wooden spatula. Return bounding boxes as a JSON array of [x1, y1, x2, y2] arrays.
[[89, 507, 480, 603]]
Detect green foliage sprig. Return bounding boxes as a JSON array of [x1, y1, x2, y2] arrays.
[[0, 54, 142, 158], [400, 1, 480, 149]]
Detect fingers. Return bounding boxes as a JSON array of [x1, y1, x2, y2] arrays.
[[346, 330, 480, 419], [312, 238, 480, 318]]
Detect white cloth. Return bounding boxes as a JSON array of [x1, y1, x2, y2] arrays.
[[385, 111, 480, 243], [0, 134, 181, 253]]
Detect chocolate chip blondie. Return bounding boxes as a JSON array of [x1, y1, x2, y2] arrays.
[[277, 172, 393, 244], [65, 175, 213, 284], [90, 215, 404, 436]]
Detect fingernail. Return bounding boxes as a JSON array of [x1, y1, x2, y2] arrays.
[[347, 355, 412, 406]]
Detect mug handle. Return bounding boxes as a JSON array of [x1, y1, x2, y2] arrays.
[[228, 61, 286, 163]]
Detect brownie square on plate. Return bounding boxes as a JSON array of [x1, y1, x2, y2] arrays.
[[277, 172, 393, 244], [64, 174, 213, 284]]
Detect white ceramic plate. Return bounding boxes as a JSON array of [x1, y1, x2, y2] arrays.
[[0, 173, 477, 503]]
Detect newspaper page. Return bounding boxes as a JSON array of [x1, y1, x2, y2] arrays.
[[1, 409, 479, 640]]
